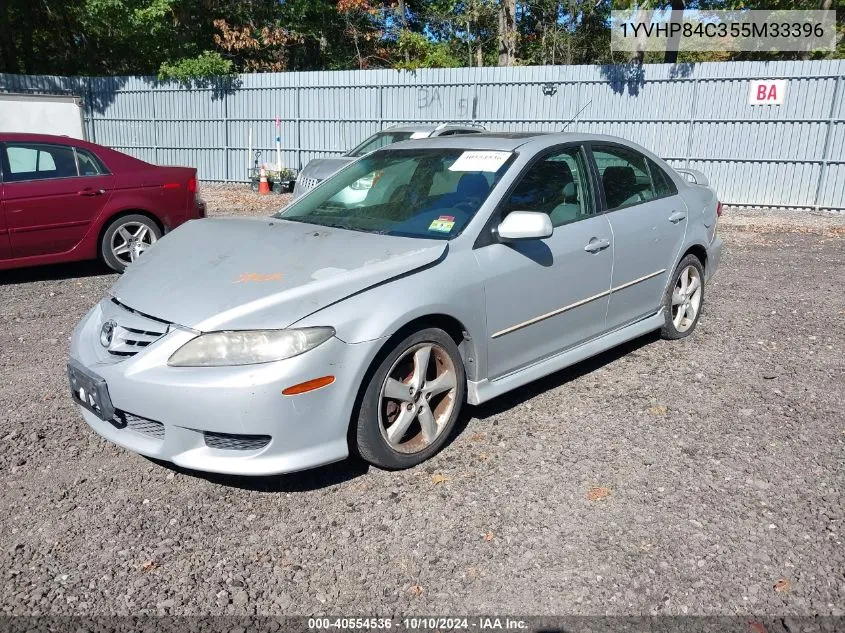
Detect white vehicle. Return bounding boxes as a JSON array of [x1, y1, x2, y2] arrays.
[[293, 123, 486, 203], [0, 93, 86, 139]]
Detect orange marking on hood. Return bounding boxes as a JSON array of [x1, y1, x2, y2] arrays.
[[234, 272, 284, 283]]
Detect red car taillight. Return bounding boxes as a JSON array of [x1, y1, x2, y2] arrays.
[[188, 177, 197, 194], [716, 201, 723, 217]]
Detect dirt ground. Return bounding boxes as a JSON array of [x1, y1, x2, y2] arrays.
[[0, 186, 843, 618]]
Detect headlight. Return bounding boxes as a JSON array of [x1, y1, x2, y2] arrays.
[[167, 327, 335, 367], [350, 174, 374, 190], [349, 170, 382, 190]]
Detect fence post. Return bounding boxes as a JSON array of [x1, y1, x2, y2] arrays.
[[378, 85, 384, 131], [295, 77, 302, 171], [151, 85, 158, 166], [684, 75, 699, 169], [85, 77, 97, 143], [812, 73, 842, 213], [223, 85, 230, 182]]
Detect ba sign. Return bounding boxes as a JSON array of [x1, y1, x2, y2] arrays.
[[748, 80, 786, 105]]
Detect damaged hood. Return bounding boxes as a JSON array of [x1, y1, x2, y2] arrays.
[[300, 157, 356, 182], [110, 217, 446, 331]]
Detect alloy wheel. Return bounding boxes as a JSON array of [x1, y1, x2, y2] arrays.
[[378, 342, 458, 454], [111, 222, 157, 265], [671, 264, 702, 332]]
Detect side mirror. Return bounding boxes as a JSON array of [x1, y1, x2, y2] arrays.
[[497, 211, 553, 241]]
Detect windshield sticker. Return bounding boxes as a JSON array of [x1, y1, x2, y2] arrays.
[[449, 151, 512, 172], [410, 131, 430, 139], [428, 215, 455, 232]]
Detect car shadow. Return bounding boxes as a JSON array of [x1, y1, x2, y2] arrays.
[[457, 329, 660, 427], [148, 456, 370, 493], [0, 260, 114, 285], [151, 330, 660, 492]]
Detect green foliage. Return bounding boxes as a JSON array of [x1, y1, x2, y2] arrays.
[[395, 31, 462, 68], [0, 0, 841, 76], [158, 51, 234, 81]]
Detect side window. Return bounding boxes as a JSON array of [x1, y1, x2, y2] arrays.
[[76, 148, 106, 176], [592, 145, 656, 210], [4, 143, 78, 182], [646, 158, 677, 197], [503, 146, 594, 227]]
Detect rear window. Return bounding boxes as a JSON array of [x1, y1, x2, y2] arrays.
[[647, 158, 678, 197], [347, 131, 415, 157], [76, 148, 108, 176]]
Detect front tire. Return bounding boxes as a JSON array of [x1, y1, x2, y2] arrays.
[[660, 254, 705, 340], [100, 214, 161, 272], [354, 328, 466, 470]]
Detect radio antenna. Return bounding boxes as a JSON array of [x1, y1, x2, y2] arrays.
[[561, 100, 592, 132]]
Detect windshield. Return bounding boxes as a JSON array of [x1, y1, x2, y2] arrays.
[[347, 131, 416, 157], [276, 148, 514, 240]]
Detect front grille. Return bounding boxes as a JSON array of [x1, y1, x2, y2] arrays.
[[111, 410, 165, 440], [297, 176, 320, 190], [204, 432, 271, 451], [102, 298, 171, 358]]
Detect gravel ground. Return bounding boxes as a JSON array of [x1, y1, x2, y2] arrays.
[[1, 186, 843, 618]]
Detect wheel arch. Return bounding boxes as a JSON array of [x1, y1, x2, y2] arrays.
[[681, 242, 708, 271], [369, 312, 478, 382], [345, 312, 475, 458]]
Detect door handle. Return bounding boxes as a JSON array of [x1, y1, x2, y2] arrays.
[[584, 237, 611, 253], [78, 188, 105, 196], [669, 210, 687, 223]]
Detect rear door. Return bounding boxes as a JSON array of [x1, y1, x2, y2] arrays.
[[1, 142, 114, 258], [0, 180, 11, 260], [589, 143, 687, 330], [475, 144, 614, 379]]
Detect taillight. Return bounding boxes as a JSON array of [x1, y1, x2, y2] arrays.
[[188, 178, 197, 194], [716, 201, 723, 217]]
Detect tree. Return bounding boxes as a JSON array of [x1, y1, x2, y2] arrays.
[[498, 0, 517, 65], [0, 0, 841, 77]]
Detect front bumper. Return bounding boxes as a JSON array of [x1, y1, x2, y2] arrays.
[[69, 301, 381, 476]]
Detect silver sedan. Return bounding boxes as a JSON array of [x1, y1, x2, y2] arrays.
[[68, 132, 723, 475]]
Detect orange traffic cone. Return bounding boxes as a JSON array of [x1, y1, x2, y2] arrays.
[[258, 166, 270, 195]]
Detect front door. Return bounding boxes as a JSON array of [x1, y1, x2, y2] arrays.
[[1, 142, 113, 259], [475, 144, 614, 380], [590, 144, 688, 330]]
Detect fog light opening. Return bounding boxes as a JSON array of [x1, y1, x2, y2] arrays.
[[282, 375, 336, 396]]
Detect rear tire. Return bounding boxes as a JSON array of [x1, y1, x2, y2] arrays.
[[660, 254, 705, 340], [354, 328, 466, 470], [100, 214, 161, 273]]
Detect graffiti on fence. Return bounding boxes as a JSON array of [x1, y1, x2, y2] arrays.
[[416, 87, 479, 121]]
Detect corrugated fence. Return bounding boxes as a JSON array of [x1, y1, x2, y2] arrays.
[[1, 59, 843, 211]]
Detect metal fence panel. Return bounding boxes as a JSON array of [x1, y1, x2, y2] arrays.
[[1, 59, 843, 211]]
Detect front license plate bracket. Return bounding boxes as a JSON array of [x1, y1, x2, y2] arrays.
[[67, 360, 115, 422]]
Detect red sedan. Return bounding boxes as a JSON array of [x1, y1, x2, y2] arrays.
[[0, 133, 205, 272]]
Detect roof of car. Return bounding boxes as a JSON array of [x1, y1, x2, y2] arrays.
[[0, 132, 155, 169], [382, 123, 487, 134], [386, 131, 556, 151], [0, 132, 93, 145], [386, 132, 642, 152]]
